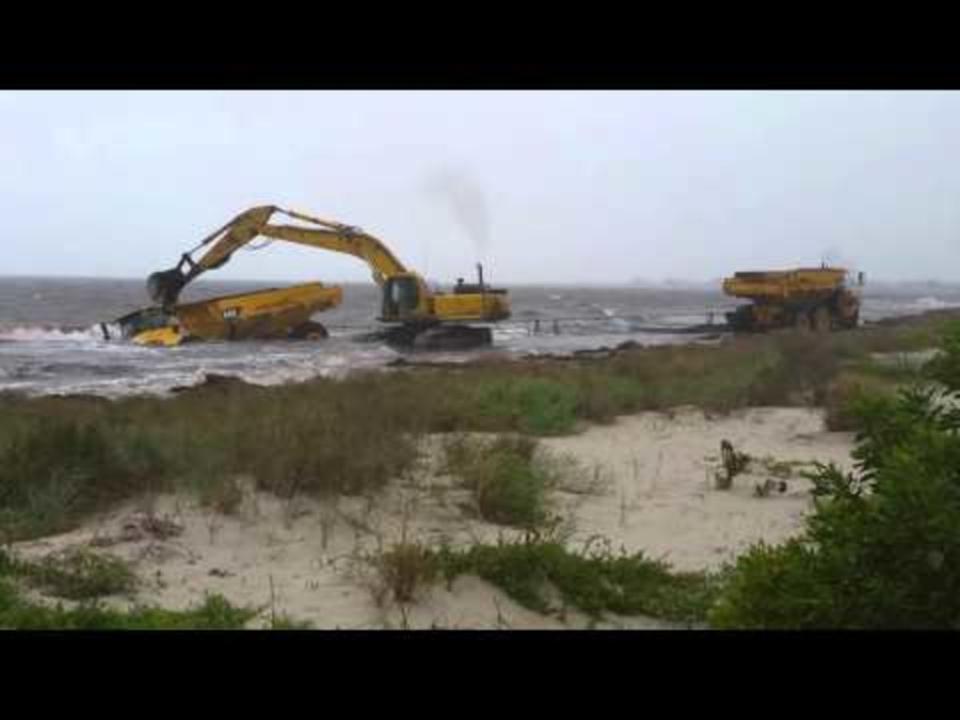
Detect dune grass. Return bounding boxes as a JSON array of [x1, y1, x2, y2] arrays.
[[1, 310, 955, 545]]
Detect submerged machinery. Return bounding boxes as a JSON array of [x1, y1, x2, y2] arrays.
[[103, 282, 341, 347], [144, 205, 510, 349]]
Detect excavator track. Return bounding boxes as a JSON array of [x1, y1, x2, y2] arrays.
[[375, 323, 493, 350]]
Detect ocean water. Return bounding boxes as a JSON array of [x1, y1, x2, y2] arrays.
[[1, 276, 958, 398]]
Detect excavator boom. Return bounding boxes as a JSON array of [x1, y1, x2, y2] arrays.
[[148, 206, 409, 307], [260, 222, 408, 285]]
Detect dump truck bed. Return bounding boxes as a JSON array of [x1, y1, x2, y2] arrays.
[[174, 282, 341, 340], [722, 267, 849, 302], [107, 282, 342, 346]]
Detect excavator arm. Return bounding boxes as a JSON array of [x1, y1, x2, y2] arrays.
[[147, 206, 409, 308], [259, 208, 408, 286]]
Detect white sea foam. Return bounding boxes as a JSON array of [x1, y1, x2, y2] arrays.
[[0, 325, 102, 343], [911, 296, 959, 311]]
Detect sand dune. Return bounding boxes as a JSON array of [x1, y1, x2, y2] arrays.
[[12, 407, 854, 629]]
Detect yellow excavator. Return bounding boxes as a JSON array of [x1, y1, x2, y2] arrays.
[[133, 205, 510, 349]]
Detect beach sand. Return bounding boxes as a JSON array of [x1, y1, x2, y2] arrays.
[[11, 406, 855, 629]]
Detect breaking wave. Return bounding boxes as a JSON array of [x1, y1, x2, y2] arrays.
[[0, 325, 103, 343], [911, 296, 960, 311]]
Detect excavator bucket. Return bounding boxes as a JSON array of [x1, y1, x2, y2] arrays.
[[147, 267, 189, 307]]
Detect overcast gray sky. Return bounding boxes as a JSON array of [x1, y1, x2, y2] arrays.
[[3, 91, 958, 284]]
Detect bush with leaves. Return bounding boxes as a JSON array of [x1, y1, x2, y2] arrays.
[[435, 535, 719, 624], [924, 319, 960, 389], [711, 382, 960, 629], [442, 434, 554, 528]]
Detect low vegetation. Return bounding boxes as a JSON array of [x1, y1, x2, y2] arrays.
[[923, 318, 960, 388], [711, 319, 960, 629], [360, 533, 719, 626], [0, 547, 255, 629], [0, 418, 167, 541], [1, 309, 958, 629], [198, 475, 244, 515], [441, 434, 560, 528], [435, 535, 719, 625], [0, 315, 945, 547], [368, 540, 438, 606], [0, 590, 257, 630], [19, 548, 138, 600]]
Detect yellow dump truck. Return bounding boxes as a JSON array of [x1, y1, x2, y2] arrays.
[[722, 266, 863, 332], [104, 282, 342, 347]]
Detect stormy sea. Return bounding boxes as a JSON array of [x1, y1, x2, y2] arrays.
[[2, 276, 959, 398]]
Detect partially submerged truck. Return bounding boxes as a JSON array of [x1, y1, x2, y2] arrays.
[[101, 282, 341, 346]]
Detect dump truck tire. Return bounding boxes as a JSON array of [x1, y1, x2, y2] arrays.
[[289, 321, 329, 340], [812, 305, 832, 333]]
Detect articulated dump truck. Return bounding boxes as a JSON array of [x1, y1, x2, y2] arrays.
[[102, 282, 342, 347], [722, 266, 863, 333]]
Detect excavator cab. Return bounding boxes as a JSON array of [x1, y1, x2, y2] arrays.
[[381, 274, 424, 322]]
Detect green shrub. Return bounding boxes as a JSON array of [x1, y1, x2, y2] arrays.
[[0, 592, 255, 630], [472, 453, 550, 528], [711, 383, 960, 629], [474, 378, 580, 435], [0, 548, 254, 628], [24, 549, 138, 600], [708, 540, 828, 629], [269, 615, 314, 630], [444, 435, 554, 528], [924, 319, 960, 389], [436, 537, 718, 624], [370, 541, 438, 605]]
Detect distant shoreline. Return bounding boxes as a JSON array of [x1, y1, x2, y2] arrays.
[[4, 274, 960, 292]]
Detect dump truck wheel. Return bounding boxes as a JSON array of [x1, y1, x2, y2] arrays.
[[289, 321, 329, 340], [727, 305, 754, 332], [812, 305, 832, 333]]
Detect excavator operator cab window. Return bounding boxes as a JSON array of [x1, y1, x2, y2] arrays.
[[383, 276, 420, 319]]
